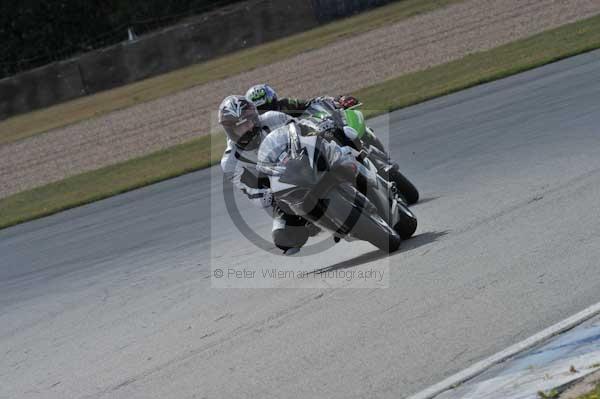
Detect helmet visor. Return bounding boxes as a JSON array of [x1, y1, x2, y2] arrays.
[[237, 128, 262, 151], [223, 116, 257, 142]]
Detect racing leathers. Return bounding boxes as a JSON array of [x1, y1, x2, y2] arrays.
[[274, 96, 358, 117], [220, 110, 312, 253]]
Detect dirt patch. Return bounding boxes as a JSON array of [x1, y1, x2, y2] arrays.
[[1, 0, 600, 199], [560, 370, 600, 398]]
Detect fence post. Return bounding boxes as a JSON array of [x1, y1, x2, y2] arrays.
[[128, 27, 138, 42]]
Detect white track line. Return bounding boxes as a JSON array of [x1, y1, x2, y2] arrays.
[[407, 301, 600, 399]]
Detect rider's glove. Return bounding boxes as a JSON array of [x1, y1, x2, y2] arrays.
[[259, 190, 274, 208], [337, 95, 359, 109], [242, 187, 273, 208]]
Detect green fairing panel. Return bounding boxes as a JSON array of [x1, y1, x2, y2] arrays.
[[343, 109, 366, 138]]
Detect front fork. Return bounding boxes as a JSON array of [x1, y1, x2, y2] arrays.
[[363, 127, 386, 153], [356, 148, 407, 207], [359, 144, 400, 190]]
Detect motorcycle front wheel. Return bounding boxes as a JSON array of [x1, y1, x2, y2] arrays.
[[318, 184, 402, 253], [393, 202, 418, 240]]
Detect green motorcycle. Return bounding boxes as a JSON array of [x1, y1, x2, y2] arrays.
[[300, 100, 420, 205]]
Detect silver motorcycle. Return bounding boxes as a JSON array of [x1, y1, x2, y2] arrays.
[[257, 121, 417, 252]]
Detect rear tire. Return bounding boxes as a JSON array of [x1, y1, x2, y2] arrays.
[[389, 169, 419, 205]]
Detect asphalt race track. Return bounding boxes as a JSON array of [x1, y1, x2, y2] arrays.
[[2, 50, 600, 399]]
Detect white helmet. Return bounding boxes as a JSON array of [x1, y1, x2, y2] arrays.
[[218, 95, 262, 150]]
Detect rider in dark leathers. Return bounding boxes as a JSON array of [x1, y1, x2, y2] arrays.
[[245, 84, 359, 117]]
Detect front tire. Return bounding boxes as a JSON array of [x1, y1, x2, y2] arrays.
[[362, 213, 402, 252], [318, 185, 402, 252], [393, 203, 417, 240]]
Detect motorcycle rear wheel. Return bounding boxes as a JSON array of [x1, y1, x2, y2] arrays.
[[388, 169, 419, 205]]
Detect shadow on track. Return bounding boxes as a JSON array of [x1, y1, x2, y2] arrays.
[[412, 196, 440, 206], [315, 230, 449, 274], [400, 230, 449, 251]]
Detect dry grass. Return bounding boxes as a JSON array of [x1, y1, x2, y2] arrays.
[[356, 13, 600, 117]]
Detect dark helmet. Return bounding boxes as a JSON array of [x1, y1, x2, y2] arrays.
[[218, 95, 262, 150], [245, 84, 279, 113]]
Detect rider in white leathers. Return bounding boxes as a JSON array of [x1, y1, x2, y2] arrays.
[[218, 95, 314, 254]]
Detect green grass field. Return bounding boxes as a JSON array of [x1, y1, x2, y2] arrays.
[[2, 13, 600, 230], [0, 0, 462, 146], [0, 134, 225, 228]]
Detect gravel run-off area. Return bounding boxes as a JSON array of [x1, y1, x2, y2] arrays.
[[561, 370, 600, 398], [2, 0, 600, 199]]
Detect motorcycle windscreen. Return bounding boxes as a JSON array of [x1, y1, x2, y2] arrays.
[[301, 99, 346, 129], [256, 128, 291, 176]]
